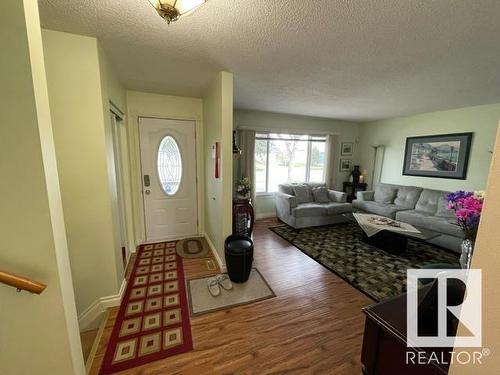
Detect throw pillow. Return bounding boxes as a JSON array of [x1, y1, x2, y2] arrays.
[[293, 184, 313, 204], [312, 187, 330, 203], [374, 185, 397, 204]]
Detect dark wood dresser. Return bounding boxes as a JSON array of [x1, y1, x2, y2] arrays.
[[361, 288, 452, 375]]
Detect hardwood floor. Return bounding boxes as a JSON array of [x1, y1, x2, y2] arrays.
[[89, 219, 371, 374], [80, 329, 98, 362]]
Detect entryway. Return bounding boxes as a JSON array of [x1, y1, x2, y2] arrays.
[[139, 117, 198, 242]]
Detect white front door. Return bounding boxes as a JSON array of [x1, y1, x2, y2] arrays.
[[139, 117, 198, 242]]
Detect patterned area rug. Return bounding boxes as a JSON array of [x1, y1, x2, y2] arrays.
[[269, 223, 460, 301], [99, 241, 193, 374]]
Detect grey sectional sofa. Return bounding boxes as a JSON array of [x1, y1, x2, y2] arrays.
[[353, 183, 463, 252], [275, 183, 353, 229]]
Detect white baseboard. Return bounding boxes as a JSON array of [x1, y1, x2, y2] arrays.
[[256, 212, 276, 220], [78, 278, 127, 332], [204, 233, 226, 272]]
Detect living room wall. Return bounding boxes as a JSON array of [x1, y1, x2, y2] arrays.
[[234, 110, 361, 218], [358, 102, 500, 192]]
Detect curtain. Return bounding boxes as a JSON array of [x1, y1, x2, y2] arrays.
[[238, 130, 256, 203], [324, 134, 338, 189], [371, 145, 386, 189]]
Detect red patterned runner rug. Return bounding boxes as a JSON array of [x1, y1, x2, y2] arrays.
[[99, 241, 193, 374]]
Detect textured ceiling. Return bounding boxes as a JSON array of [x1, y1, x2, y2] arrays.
[[39, 0, 500, 121]]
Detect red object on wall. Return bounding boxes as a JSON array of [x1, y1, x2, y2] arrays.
[[214, 142, 220, 179]]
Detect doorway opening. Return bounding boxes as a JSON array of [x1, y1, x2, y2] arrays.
[[110, 106, 130, 268]]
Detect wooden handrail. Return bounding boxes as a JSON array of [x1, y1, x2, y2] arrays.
[[0, 270, 47, 294]]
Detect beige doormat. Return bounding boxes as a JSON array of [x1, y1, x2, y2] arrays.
[[187, 269, 276, 316], [176, 237, 210, 258]]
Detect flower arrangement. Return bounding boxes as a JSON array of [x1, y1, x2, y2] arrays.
[[236, 177, 251, 199], [447, 190, 485, 240]]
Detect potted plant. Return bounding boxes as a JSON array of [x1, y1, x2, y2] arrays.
[[236, 177, 251, 200], [447, 190, 485, 268]]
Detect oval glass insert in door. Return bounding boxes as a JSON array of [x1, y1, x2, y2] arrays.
[[157, 135, 182, 195]]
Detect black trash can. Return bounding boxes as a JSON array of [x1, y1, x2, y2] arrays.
[[225, 235, 254, 283]]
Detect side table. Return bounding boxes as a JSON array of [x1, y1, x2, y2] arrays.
[[343, 182, 368, 202]]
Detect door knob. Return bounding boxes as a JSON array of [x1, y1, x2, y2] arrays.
[[145, 190, 151, 195]]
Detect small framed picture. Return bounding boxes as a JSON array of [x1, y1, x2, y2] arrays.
[[341, 142, 354, 156], [339, 159, 352, 172]]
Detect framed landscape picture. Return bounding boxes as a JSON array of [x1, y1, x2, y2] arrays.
[[341, 142, 353, 156], [402, 133, 473, 179], [339, 159, 352, 172]]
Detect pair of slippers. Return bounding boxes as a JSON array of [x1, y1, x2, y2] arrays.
[[207, 274, 233, 296]]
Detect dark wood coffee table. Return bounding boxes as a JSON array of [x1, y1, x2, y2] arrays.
[[343, 212, 441, 255]]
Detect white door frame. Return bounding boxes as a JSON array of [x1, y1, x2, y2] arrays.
[[138, 116, 201, 243], [110, 106, 131, 265]]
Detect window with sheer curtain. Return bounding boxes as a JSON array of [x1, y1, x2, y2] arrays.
[[255, 133, 327, 194]]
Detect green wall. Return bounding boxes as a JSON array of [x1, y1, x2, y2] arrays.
[[359, 103, 500, 191], [0, 1, 84, 373], [204, 72, 234, 266], [239, 104, 499, 218], [42, 29, 124, 320]]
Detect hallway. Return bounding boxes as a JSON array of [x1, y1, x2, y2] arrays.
[[89, 219, 370, 374]]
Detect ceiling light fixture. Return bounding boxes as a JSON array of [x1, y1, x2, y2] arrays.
[[148, 0, 208, 24]]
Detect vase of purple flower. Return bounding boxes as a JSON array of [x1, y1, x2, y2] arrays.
[[447, 190, 485, 269]]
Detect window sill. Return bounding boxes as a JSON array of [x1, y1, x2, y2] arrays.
[[256, 193, 276, 198]]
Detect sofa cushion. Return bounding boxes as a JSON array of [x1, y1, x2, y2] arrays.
[[396, 210, 463, 238], [393, 186, 423, 208], [352, 200, 368, 211], [307, 182, 327, 190], [428, 218, 463, 238], [292, 203, 327, 218], [293, 184, 313, 204], [374, 184, 397, 204], [278, 184, 294, 196], [352, 200, 407, 219], [356, 190, 375, 201], [324, 202, 353, 215], [415, 189, 443, 215], [328, 190, 348, 203], [312, 187, 330, 203], [396, 209, 434, 223], [435, 193, 454, 218]]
